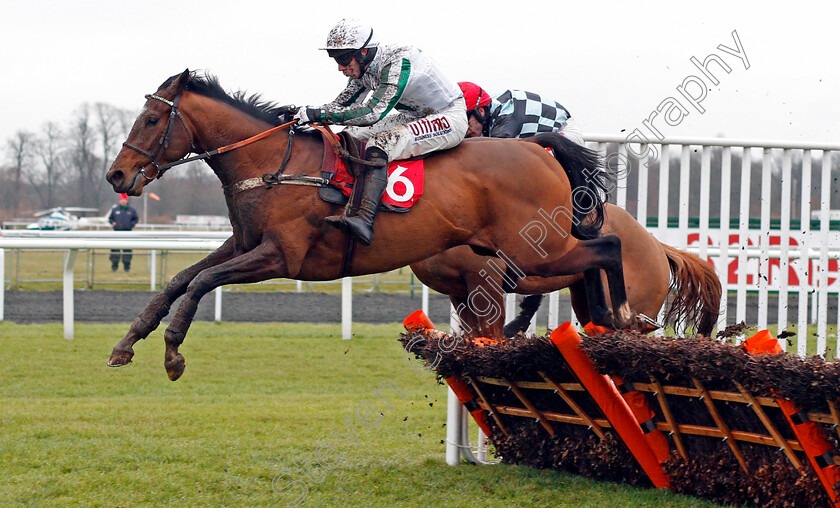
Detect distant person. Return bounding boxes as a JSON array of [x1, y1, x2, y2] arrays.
[[108, 193, 138, 272], [458, 82, 584, 145]]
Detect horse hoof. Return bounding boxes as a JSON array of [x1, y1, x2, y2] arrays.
[[165, 354, 185, 381], [107, 347, 134, 367]]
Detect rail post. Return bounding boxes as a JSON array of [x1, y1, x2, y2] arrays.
[[342, 277, 352, 340], [63, 249, 78, 340], [0, 247, 4, 321]]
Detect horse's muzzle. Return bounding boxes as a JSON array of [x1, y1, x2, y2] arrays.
[[106, 168, 143, 195]]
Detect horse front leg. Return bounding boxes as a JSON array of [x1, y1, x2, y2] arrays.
[[162, 241, 286, 381], [107, 237, 238, 368]]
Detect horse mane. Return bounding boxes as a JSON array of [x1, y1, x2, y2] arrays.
[[158, 71, 287, 127]]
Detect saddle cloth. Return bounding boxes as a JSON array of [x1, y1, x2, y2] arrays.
[[317, 131, 424, 213]]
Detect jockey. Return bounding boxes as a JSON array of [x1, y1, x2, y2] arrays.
[[294, 19, 468, 246], [459, 82, 584, 145]]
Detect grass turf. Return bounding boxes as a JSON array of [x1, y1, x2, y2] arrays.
[[0, 321, 718, 507]]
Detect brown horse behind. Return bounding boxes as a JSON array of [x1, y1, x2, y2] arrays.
[[104, 70, 637, 380], [411, 203, 722, 338]]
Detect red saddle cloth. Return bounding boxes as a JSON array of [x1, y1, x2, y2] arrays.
[[330, 157, 425, 208]]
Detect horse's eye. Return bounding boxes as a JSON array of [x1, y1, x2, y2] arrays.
[[147, 117, 159, 126]]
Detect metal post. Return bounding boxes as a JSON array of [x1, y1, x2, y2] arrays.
[[13, 248, 19, 288], [90, 249, 96, 289], [505, 294, 516, 325], [342, 277, 352, 340], [477, 427, 488, 462], [548, 290, 559, 329], [214, 286, 222, 322], [85, 249, 92, 289], [63, 249, 78, 340], [422, 284, 429, 316], [0, 248, 5, 321], [446, 387, 461, 465], [150, 250, 157, 291]]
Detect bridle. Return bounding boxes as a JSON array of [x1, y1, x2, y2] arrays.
[[122, 92, 303, 185], [122, 93, 196, 181]]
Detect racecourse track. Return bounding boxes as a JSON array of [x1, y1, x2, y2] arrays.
[[5, 290, 835, 330]]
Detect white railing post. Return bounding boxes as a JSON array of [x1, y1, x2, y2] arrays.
[[63, 249, 78, 340], [736, 148, 752, 330], [548, 290, 559, 330], [757, 149, 772, 330], [477, 427, 488, 462], [421, 284, 429, 316], [797, 151, 813, 356], [214, 286, 222, 322], [777, 150, 792, 336], [817, 152, 832, 354], [446, 386, 462, 465], [616, 143, 628, 209], [678, 145, 690, 251], [342, 277, 352, 340], [505, 294, 516, 327], [0, 247, 4, 321], [446, 302, 464, 464], [655, 144, 670, 337], [718, 147, 732, 331], [150, 250, 157, 291]]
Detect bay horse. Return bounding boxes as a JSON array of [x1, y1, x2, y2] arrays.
[[105, 70, 635, 381], [411, 203, 723, 338]]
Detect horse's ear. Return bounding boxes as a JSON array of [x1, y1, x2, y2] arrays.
[[173, 69, 191, 90]]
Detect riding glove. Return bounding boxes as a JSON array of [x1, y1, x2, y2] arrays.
[[294, 106, 323, 125]]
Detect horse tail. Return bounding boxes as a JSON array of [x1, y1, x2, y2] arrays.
[[661, 243, 722, 336], [502, 294, 544, 337], [526, 133, 609, 240]]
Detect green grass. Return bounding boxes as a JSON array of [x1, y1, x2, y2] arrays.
[[0, 321, 717, 507]]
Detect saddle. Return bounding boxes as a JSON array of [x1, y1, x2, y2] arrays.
[[316, 129, 420, 213]]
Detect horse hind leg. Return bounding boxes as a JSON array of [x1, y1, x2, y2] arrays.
[[528, 235, 633, 329]]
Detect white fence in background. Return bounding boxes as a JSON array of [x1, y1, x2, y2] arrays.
[[588, 134, 840, 355], [0, 231, 376, 341], [443, 133, 840, 466]]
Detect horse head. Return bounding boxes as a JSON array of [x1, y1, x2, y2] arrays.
[[106, 69, 195, 196]]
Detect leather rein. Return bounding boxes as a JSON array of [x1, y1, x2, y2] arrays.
[[122, 92, 301, 185]]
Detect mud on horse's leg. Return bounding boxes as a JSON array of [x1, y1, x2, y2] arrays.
[[161, 242, 285, 381], [107, 238, 238, 368]]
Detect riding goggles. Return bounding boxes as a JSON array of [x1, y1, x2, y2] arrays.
[[333, 51, 359, 66]]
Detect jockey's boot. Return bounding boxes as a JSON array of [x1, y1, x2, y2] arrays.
[[326, 147, 388, 246]]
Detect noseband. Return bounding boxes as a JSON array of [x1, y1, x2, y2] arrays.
[[122, 93, 196, 181]]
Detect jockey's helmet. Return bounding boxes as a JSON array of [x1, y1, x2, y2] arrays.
[[321, 19, 378, 66], [459, 82, 492, 111]]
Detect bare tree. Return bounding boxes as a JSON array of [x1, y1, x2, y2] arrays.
[[94, 103, 137, 207], [6, 131, 35, 215], [64, 104, 102, 208], [29, 122, 65, 209]]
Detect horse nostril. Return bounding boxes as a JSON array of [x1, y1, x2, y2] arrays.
[[108, 169, 125, 188]]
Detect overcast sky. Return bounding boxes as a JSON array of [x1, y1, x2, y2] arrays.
[[1, 0, 838, 154]]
